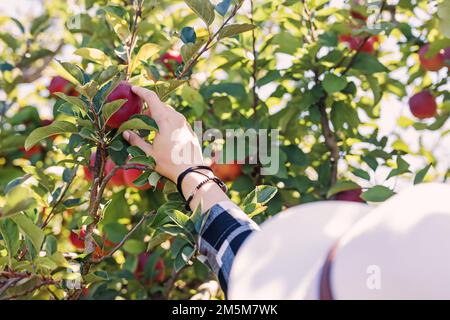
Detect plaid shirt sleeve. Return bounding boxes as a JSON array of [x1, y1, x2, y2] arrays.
[[198, 200, 260, 295]]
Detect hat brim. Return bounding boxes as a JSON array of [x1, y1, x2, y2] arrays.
[[228, 201, 371, 300]]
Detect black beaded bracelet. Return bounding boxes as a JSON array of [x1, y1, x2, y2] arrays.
[[176, 166, 227, 210], [176, 165, 213, 200]]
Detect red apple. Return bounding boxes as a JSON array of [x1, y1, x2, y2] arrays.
[[159, 52, 183, 76], [19, 145, 42, 159], [105, 159, 125, 186], [351, 10, 367, 22], [211, 160, 243, 182], [134, 253, 165, 283], [70, 229, 86, 250], [419, 44, 445, 71], [123, 165, 151, 190], [335, 188, 364, 203], [83, 153, 96, 182], [48, 76, 78, 96], [105, 82, 143, 129], [41, 119, 53, 126], [408, 90, 437, 119], [339, 35, 378, 54]]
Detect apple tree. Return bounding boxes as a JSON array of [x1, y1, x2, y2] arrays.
[[0, 0, 449, 300]]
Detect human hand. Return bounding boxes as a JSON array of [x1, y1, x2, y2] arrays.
[[122, 86, 205, 183]]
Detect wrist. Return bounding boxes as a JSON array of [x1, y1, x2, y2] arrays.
[[180, 169, 212, 200]]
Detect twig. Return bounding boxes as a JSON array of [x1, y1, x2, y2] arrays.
[[318, 101, 339, 186], [163, 266, 185, 299], [41, 165, 79, 228], [301, 0, 317, 43], [92, 211, 154, 263], [249, 0, 262, 183], [334, 0, 387, 72], [20, 41, 65, 83], [176, 3, 244, 80]]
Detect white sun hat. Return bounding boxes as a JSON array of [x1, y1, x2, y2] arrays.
[[228, 183, 450, 300]]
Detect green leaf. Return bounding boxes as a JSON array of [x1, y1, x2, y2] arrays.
[[361, 185, 395, 202], [242, 185, 278, 207], [215, 0, 231, 16], [103, 222, 128, 243], [0, 219, 20, 264], [45, 235, 58, 255], [386, 156, 410, 180], [128, 155, 155, 167], [2, 187, 36, 218], [414, 164, 432, 185], [147, 233, 172, 251], [104, 10, 130, 42], [182, 85, 206, 116], [53, 93, 86, 115], [351, 53, 388, 74], [11, 213, 45, 252], [218, 23, 256, 40], [4, 174, 31, 194], [25, 121, 77, 151], [167, 210, 190, 228], [174, 245, 195, 272], [74, 48, 112, 66], [102, 99, 127, 124], [327, 180, 361, 198], [181, 39, 206, 63], [243, 203, 268, 217], [352, 168, 371, 181], [154, 80, 187, 101], [103, 190, 130, 223], [184, 0, 215, 26], [30, 14, 50, 35], [58, 61, 85, 85], [366, 74, 382, 106], [322, 73, 348, 94], [117, 118, 158, 134], [127, 146, 146, 157], [130, 43, 160, 73], [109, 140, 124, 151], [123, 239, 146, 255]]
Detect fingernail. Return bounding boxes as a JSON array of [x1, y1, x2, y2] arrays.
[[122, 130, 130, 141]]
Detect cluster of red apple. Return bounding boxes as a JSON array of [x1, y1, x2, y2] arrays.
[[339, 6, 380, 54], [408, 44, 449, 119]]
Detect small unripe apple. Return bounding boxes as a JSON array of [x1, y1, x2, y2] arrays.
[[408, 90, 437, 119], [418, 44, 445, 71], [48, 76, 78, 96], [134, 253, 165, 283], [211, 160, 243, 182], [70, 229, 86, 250], [105, 82, 143, 129], [105, 159, 125, 186], [335, 188, 364, 203]]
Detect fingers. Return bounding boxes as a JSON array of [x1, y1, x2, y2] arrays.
[[122, 130, 154, 157], [131, 86, 167, 120]]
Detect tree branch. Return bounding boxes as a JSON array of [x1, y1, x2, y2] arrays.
[[176, 3, 244, 80], [91, 211, 154, 263]]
